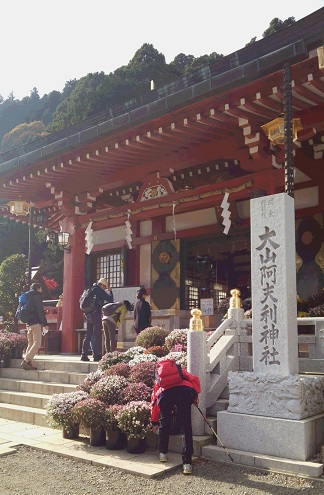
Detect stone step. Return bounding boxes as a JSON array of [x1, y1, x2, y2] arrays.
[[0, 357, 86, 427], [204, 415, 217, 436], [207, 399, 229, 416], [146, 430, 214, 456], [299, 359, 324, 374], [202, 444, 323, 478], [10, 358, 99, 374], [0, 389, 51, 409], [0, 402, 48, 427], [0, 367, 87, 386], [0, 377, 76, 395]]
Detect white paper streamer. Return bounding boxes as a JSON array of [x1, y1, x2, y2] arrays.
[[221, 192, 231, 235]]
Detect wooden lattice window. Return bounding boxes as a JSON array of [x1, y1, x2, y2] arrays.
[[96, 250, 124, 288], [184, 280, 199, 310]]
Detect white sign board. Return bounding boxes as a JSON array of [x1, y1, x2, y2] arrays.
[[200, 298, 214, 315], [112, 287, 141, 307]]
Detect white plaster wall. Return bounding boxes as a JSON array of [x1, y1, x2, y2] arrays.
[[236, 186, 319, 220], [140, 244, 151, 288], [140, 220, 152, 236], [295, 186, 318, 210], [92, 226, 125, 246], [165, 207, 217, 231]]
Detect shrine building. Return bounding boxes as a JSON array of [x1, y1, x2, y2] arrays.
[[0, 8, 323, 353]]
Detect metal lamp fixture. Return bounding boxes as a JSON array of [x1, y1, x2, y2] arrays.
[[7, 200, 34, 283], [57, 232, 71, 253], [261, 115, 302, 146], [46, 231, 71, 253], [7, 199, 31, 216]]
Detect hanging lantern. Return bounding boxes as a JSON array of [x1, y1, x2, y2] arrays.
[[7, 200, 31, 216], [261, 115, 303, 145], [57, 232, 71, 252], [46, 231, 58, 244]]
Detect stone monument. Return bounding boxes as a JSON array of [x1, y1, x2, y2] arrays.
[[216, 193, 324, 461]]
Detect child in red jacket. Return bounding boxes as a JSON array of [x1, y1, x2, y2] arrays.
[[150, 359, 201, 475]]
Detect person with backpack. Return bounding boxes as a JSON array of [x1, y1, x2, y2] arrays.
[[133, 287, 151, 335], [20, 283, 49, 371], [101, 300, 132, 353], [80, 278, 113, 362], [150, 359, 201, 475]]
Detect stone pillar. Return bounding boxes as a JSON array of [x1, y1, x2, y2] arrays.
[[251, 193, 298, 375], [216, 193, 324, 462], [187, 329, 206, 435]]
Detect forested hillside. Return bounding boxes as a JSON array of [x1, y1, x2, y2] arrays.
[[0, 17, 295, 153]]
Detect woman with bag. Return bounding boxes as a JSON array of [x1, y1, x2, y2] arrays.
[[150, 359, 201, 475], [133, 287, 151, 335]]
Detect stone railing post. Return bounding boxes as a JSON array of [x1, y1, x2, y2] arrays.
[[187, 309, 206, 435]]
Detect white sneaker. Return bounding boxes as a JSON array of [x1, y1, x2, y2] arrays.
[[183, 464, 192, 474], [159, 453, 168, 462]]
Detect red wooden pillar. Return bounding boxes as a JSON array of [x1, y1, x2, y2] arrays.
[[61, 226, 85, 353]]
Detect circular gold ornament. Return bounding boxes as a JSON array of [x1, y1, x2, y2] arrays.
[[159, 251, 171, 264]]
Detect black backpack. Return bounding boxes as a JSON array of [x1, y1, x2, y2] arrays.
[[79, 288, 97, 314], [16, 291, 35, 324]]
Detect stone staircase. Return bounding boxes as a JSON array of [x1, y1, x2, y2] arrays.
[[0, 356, 98, 427], [0, 355, 214, 457]]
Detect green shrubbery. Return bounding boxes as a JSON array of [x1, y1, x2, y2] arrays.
[[135, 326, 169, 349]]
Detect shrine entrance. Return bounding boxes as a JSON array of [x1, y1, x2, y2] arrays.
[[184, 233, 251, 311]]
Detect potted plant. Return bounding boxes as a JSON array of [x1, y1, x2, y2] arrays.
[[90, 375, 128, 405], [104, 404, 127, 450], [0, 332, 12, 368], [128, 353, 158, 366], [97, 351, 128, 371], [76, 370, 104, 393], [164, 329, 188, 353], [135, 327, 169, 349], [104, 362, 131, 378], [117, 400, 151, 454], [144, 345, 168, 358], [120, 382, 152, 404], [129, 361, 157, 388], [8, 332, 28, 359], [163, 350, 187, 368], [72, 397, 107, 446], [45, 390, 88, 438]]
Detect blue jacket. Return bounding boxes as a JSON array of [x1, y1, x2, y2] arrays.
[[26, 290, 48, 326]]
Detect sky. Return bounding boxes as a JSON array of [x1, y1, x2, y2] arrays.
[[1, 1, 323, 101]]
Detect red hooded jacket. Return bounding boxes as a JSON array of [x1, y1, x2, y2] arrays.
[[150, 362, 201, 423]]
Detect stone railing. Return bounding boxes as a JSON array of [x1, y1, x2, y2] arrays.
[[200, 314, 324, 414]]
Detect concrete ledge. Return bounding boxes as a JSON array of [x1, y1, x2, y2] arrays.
[[202, 445, 323, 478], [217, 410, 324, 461]]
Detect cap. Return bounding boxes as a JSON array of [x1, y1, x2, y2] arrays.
[[97, 278, 109, 289]]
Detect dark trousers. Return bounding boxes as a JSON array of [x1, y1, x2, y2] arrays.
[[81, 312, 102, 360], [158, 387, 194, 465], [102, 319, 117, 353]]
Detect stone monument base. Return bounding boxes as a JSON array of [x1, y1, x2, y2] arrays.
[[217, 410, 324, 461]]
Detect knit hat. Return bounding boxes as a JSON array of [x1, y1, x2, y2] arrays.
[[97, 278, 109, 288], [137, 287, 147, 298]]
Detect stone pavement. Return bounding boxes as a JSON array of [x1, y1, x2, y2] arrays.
[[0, 418, 183, 478]]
